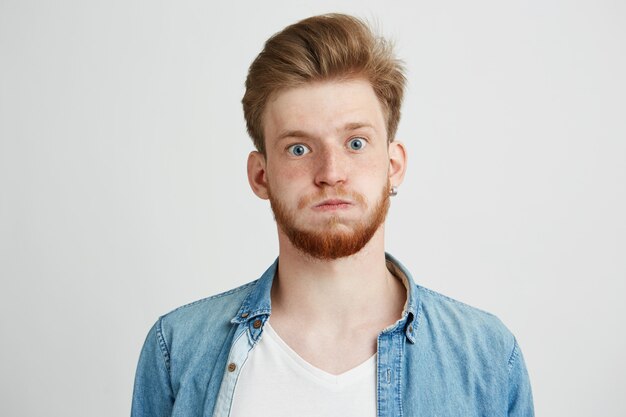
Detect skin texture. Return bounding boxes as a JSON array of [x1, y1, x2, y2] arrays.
[[247, 78, 408, 374]]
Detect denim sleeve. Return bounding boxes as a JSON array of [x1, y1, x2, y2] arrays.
[[131, 319, 174, 417], [507, 338, 534, 417]]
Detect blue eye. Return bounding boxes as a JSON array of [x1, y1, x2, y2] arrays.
[[287, 143, 310, 156], [348, 137, 366, 151]]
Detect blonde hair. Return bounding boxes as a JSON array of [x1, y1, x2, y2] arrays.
[[242, 13, 406, 154]]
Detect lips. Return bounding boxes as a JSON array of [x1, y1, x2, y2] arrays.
[[313, 199, 353, 211]]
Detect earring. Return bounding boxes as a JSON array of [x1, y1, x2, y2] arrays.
[[389, 185, 398, 196]]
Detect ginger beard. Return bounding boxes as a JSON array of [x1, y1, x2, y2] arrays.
[[268, 183, 391, 260]]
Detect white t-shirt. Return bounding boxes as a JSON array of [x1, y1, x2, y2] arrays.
[[229, 321, 377, 417]]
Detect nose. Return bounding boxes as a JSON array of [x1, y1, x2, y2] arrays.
[[314, 146, 347, 187]]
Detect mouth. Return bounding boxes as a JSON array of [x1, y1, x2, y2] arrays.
[[313, 199, 353, 211]]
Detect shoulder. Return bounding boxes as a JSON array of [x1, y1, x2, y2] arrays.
[[414, 285, 515, 359], [165, 279, 258, 320], [156, 279, 259, 346]]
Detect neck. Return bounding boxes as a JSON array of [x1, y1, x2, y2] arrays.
[[271, 225, 405, 329]]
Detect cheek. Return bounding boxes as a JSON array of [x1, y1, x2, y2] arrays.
[[358, 158, 391, 192], [368, 158, 387, 173], [284, 164, 310, 180], [266, 164, 310, 201], [268, 161, 310, 184], [360, 153, 390, 178]]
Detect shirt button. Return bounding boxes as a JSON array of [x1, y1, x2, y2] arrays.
[[241, 312, 249, 318], [228, 363, 237, 372], [253, 319, 262, 329], [408, 325, 413, 333]]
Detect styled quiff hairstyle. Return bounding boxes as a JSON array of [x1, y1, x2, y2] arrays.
[[242, 13, 406, 154]]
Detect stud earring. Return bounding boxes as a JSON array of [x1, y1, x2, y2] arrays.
[[389, 185, 398, 196]]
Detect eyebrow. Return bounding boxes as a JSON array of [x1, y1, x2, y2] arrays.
[[342, 122, 375, 132], [276, 122, 376, 141]]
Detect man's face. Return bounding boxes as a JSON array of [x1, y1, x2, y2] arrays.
[[248, 78, 404, 259]]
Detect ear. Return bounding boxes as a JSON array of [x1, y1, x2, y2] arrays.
[[388, 141, 407, 187], [247, 151, 270, 200]]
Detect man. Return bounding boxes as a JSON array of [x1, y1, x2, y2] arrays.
[[131, 13, 534, 417]]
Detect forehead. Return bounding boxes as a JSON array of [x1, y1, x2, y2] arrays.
[[263, 78, 387, 142]]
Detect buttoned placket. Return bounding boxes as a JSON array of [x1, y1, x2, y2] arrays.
[[376, 324, 414, 417], [212, 313, 269, 417], [375, 258, 418, 417]]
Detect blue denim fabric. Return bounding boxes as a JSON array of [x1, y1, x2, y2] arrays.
[[132, 253, 534, 416]]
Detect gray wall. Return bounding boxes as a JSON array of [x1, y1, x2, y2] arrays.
[[1, 0, 624, 415]]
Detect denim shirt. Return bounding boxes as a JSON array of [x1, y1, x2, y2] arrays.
[[131, 253, 534, 417]]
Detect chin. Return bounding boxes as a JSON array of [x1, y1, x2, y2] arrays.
[[306, 219, 356, 232]]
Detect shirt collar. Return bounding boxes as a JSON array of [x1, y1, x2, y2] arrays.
[[231, 253, 420, 343], [384, 252, 420, 343], [231, 259, 276, 325]]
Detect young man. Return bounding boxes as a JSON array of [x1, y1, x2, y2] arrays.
[[131, 14, 534, 417]]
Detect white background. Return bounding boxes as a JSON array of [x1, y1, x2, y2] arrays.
[[1, 0, 625, 416]]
